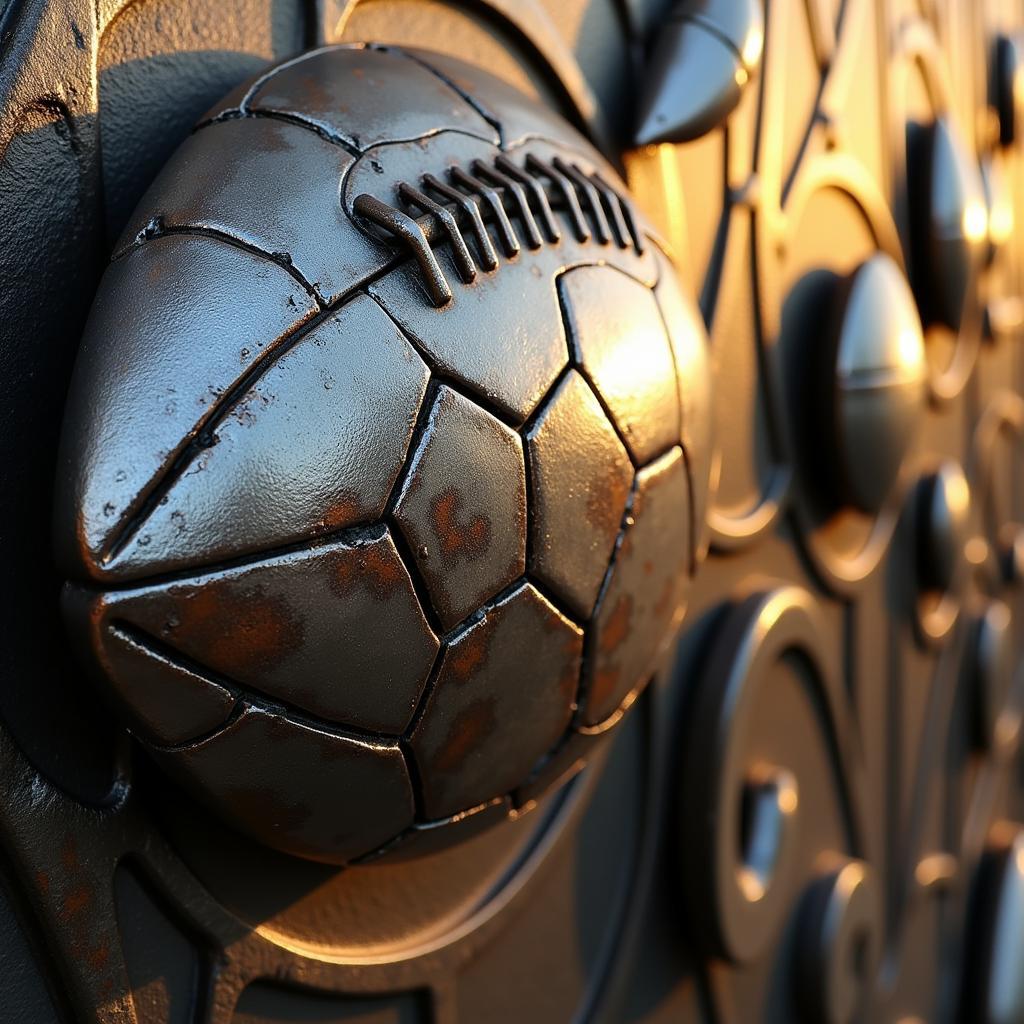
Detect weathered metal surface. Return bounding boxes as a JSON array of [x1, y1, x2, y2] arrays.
[[409, 582, 582, 818], [526, 368, 634, 620], [583, 445, 690, 726], [54, 44, 705, 873]]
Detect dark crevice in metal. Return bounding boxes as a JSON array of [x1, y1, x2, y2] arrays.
[[397, 738, 428, 822], [98, 258, 405, 571], [556, 274, 647, 472], [113, 219, 328, 308], [368, 294, 528, 431], [92, 522, 385, 596], [246, 107, 364, 158], [518, 361, 572, 440], [572, 475, 638, 728], [385, 505, 448, 642], [384, 44, 506, 146]]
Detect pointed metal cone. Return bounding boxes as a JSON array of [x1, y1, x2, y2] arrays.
[[634, 17, 747, 146]]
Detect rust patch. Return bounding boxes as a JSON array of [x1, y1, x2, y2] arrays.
[[431, 698, 498, 776], [445, 622, 492, 684], [330, 541, 405, 602], [599, 593, 633, 655], [430, 487, 491, 561], [61, 837, 79, 872], [318, 490, 365, 532], [55, 835, 112, 999], [63, 884, 90, 918], [588, 668, 621, 718], [166, 581, 305, 678]]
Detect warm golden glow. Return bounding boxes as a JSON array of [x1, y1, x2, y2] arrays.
[[966, 536, 990, 565], [990, 198, 1014, 246], [946, 471, 970, 519], [738, 866, 767, 903], [963, 199, 988, 244], [741, 25, 765, 69], [896, 326, 925, 373], [778, 783, 798, 815], [915, 852, 957, 889]]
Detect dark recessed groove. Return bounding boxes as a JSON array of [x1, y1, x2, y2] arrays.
[[98, 257, 405, 569]]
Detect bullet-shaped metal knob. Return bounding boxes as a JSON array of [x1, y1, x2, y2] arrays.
[[634, 0, 764, 146]]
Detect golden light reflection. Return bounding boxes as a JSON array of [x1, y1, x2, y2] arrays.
[[896, 326, 925, 375], [966, 536, 990, 565], [945, 470, 970, 519], [914, 853, 957, 889], [778, 783, 799, 815], [741, 25, 765, 70], [990, 199, 1014, 246], [963, 199, 989, 245], [738, 866, 767, 903]]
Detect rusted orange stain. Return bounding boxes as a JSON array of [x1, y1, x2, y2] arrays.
[[432, 698, 498, 776], [430, 487, 491, 561]]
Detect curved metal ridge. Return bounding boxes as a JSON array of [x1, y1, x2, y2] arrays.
[[354, 151, 644, 307]]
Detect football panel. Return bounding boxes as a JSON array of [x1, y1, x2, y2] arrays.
[[63, 585, 237, 747], [116, 115, 392, 306], [151, 704, 415, 864], [116, 293, 430, 577], [246, 46, 499, 150], [55, 233, 319, 583], [393, 385, 526, 631], [366, 230, 575, 424], [526, 368, 633, 621], [513, 727, 604, 809], [559, 263, 682, 465], [91, 527, 439, 735], [582, 445, 690, 726], [409, 582, 582, 819]]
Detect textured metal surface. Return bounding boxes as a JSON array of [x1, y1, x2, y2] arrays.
[[56, 44, 707, 866], [0, 0, 1022, 1021]]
